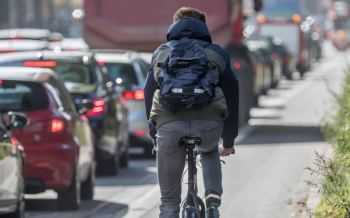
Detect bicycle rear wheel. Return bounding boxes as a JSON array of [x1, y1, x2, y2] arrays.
[[181, 196, 205, 218]]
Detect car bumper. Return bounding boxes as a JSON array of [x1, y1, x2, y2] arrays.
[[24, 143, 76, 192], [129, 132, 153, 154]]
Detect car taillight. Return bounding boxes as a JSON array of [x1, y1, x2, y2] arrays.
[[86, 98, 106, 117], [96, 60, 105, 66], [232, 61, 241, 71], [122, 90, 144, 101], [10, 137, 19, 154], [23, 60, 57, 68], [50, 119, 65, 133], [10, 137, 19, 145], [133, 130, 146, 137]]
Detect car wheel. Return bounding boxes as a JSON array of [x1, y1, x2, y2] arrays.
[[144, 142, 155, 159], [81, 166, 95, 201], [57, 170, 81, 210], [98, 155, 119, 176], [120, 148, 129, 168]]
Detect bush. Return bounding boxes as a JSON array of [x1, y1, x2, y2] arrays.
[[315, 72, 350, 218]]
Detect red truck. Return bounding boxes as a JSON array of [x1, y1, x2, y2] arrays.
[[83, 0, 263, 126]]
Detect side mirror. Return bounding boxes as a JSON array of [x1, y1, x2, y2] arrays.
[[2, 112, 28, 129], [77, 100, 94, 115]]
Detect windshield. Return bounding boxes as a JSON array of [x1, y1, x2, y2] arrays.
[[0, 60, 95, 85], [0, 81, 49, 112], [104, 63, 139, 88], [54, 63, 94, 85], [262, 0, 302, 18]]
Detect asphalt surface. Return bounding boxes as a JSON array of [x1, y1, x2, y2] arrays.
[[27, 43, 347, 218]]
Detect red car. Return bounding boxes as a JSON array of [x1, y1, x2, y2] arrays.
[[0, 67, 95, 210]]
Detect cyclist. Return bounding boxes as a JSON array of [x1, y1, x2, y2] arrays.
[[145, 7, 239, 218]]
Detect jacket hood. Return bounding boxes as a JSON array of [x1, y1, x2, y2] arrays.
[[166, 17, 212, 43]]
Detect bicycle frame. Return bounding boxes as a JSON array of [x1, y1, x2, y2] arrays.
[[182, 141, 205, 218]]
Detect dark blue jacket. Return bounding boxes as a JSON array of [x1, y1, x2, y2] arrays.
[[144, 17, 239, 148]]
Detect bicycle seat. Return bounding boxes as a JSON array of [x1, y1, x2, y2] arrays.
[[179, 136, 202, 147]]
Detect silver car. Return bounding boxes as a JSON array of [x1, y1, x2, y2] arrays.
[[95, 50, 154, 157]]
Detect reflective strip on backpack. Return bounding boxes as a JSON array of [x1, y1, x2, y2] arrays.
[[194, 88, 205, 94], [171, 88, 183, 93]]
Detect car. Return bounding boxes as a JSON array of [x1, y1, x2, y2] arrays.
[[257, 0, 314, 77], [246, 37, 275, 94], [246, 40, 267, 104], [0, 29, 51, 40], [49, 38, 89, 52], [0, 40, 48, 54], [0, 67, 96, 210], [0, 112, 27, 218], [94, 50, 154, 157], [0, 29, 60, 42], [0, 51, 130, 174]]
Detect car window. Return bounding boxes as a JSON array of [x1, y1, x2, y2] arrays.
[[54, 63, 94, 84], [104, 63, 139, 89], [262, 0, 301, 18], [0, 60, 23, 67], [137, 59, 151, 78], [0, 80, 49, 112], [0, 60, 96, 85], [48, 77, 77, 113]]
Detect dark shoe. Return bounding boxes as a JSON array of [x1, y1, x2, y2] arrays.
[[206, 206, 220, 218]]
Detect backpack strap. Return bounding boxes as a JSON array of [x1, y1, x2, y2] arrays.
[[152, 44, 171, 84], [203, 47, 226, 75]]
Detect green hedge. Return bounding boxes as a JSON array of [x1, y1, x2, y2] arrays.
[[315, 72, 350, 218]]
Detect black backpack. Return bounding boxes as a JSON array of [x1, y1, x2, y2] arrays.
[[155, 38, 220, 112]]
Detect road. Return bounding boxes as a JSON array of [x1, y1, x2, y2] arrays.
[[27, 43, 347, 218]]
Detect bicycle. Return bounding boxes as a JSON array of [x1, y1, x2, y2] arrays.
[[179, 136, 206, 218]]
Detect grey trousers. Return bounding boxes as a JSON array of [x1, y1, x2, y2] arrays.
[[156, 120, 224, 218]]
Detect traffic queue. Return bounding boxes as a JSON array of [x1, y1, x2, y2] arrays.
[[0, 16, 324, 217]]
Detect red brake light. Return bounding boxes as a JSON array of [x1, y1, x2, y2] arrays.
[[133, 130, 145, 137], [232, 61, 241, 70], [10, 137, 19, 145], [50, 119, 65, 133], [122, 91, 134, 100], [134, 90, 144, 100], [86, 98, 106, 117], [10, 137, 19, 154], [122, 90, 144, 101], [23, 61, 57, 68], [97, 61, 105, 66]]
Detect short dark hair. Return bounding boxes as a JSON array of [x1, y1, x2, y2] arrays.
[[173, 7, 206, 23]]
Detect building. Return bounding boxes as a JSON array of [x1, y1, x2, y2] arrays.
[[0, 0, 83, 37]]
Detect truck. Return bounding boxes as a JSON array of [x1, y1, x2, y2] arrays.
[[83, 0, 263, 127], [255, 0, 317, 78]]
